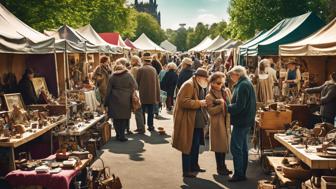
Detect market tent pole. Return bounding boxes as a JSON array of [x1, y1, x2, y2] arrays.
[[84, 41, 88, 79], [53, 46, 60, 97], [64, 41, 70, 90]]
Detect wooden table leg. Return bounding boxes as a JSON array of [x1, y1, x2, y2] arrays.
[[9, 147, 15, 170]]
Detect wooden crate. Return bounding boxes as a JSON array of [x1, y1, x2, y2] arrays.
[[259, 110, 292, 130], [286, 104, 311, 128], [321, 176, 336, 189]]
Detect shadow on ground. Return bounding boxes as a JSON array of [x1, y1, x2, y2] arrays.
[[181, 177, 223, 189], [101, 131, 171, 161]]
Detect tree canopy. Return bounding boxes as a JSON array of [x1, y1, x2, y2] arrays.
[[132, 12, 166, 45], [1, 0, 335, 51], [227, 0, 333, 40]]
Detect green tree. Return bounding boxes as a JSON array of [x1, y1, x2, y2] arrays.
[[187, 22, 209, 49], [133, 12, 166, 44], [209, 21, 229, 39], [175, 26, 188, 51], [91, 0, 137, 38], [228, 0, 330, 40], [165, 29, 177, 45], [0, 0, 96, 31]]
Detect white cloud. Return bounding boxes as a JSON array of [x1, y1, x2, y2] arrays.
[[195, 13, 219, 25], [197, 8, 208, 13]]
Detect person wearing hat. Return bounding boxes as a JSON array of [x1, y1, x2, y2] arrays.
[[93, 56, 112, 103], [18, 68, 38, 105], [177, 58, 194, 90], [282, 61, 301, 96], [172, 68, 209, 178], [136, 52, 161, 132], [305, 72, 336, 124], [105, 58, 137, 142], [227, 66, 256, 182]]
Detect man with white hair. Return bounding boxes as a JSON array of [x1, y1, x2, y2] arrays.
[[227, 66, 256, 182]]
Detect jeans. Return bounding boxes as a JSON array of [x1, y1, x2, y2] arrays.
[[154, 104, 160, 115], [142, 104, 154, 129], [182, 128, 202, 173], [230, 125, 251, 177], [135, 108, 145, 130], [113, 119, 129, 140]]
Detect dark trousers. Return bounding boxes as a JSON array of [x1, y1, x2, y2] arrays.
[[142, 104, 154, 129], [182, 128, 202, 173], [215, 152, 226, 169], [230, 125, 251, 177], [113, 119, 129, 140], [166, 96, 174, 110]]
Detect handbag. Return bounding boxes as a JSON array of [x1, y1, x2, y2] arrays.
[[131, 90, 141, 112], [89, 158, 122, 189]]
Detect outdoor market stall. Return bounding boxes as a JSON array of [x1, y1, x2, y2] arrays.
[[238, 12, 324, 67]]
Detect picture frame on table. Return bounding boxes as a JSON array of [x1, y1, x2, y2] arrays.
[[32, 77, 48, 96], [2, 93, 26, 112]]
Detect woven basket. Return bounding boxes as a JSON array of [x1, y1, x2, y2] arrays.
[[282, 165, 312, 180]]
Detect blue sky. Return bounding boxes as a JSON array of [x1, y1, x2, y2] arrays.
[[127, 0, 230, 30]]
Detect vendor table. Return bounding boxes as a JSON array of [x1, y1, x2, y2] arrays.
[[0, 117, 67, 175], [5, 155, 92, 189], [274, 134, 336, 169], [57, 114, 106, 148], [57, 114, 106, 136]]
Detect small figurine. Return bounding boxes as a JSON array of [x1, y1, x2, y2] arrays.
[[11, 105, 29, 126]]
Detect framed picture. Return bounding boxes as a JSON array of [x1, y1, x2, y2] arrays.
[[2, 93, 25, 112], [32, 77, 48, 96]]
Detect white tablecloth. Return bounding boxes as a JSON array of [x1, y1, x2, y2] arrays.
[[84, 90, 100, 111]]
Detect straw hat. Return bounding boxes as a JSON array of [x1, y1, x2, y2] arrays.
[[181, 57, 193, 66], [142, 52, 152, 61]]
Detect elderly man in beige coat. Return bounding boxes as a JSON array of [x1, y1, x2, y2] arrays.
[[172, 68, 209, 178], [136, 52, 160, 132]]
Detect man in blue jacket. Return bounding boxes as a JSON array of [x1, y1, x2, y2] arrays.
[[227, 66, 256, 182]]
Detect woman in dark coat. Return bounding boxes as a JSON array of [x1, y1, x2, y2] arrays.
[[161, 63, 178, 111], [105, 63, 137, 142], [177, 58, 194, 89], [18, 68, 38, 105]]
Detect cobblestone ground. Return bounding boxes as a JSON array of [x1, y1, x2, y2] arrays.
[[91, 111, 266, 189]]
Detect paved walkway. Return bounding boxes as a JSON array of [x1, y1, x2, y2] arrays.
[[92, 111, 266, 189]]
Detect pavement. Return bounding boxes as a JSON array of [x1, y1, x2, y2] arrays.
[[91, 110, 267, 189]]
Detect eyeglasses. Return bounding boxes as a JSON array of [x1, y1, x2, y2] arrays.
[[215, 82, 223, 85]]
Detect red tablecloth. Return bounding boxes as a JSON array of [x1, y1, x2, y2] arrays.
[[5, 168, 80, 189]]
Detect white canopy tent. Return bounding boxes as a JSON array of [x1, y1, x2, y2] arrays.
[[204, 36, 226, 52], [279, 18, 336, 56], [76, 25, 120, 53], [45, 25, 102, 53], [188, 36, 213, 52], [0, 3, 55, 54], [160, 40, 177, 53], [133, 33, 166, 52]]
